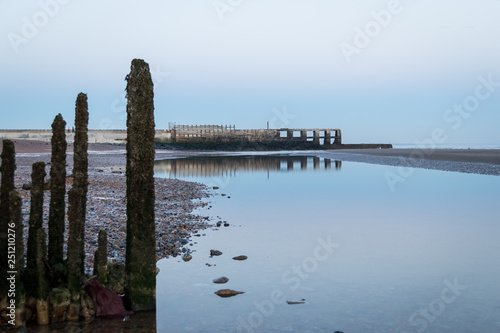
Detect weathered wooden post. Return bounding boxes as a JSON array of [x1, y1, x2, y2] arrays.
[[25, 162, 46, 299], [48, 114, 67, 272], [94, 230, 108, 284], [66, 187, 84, 320], [0, 140, 16, 294], [72, 93, 89, 211], [36, 229, 50, 325], [66, 93, 89, 319], [125, 58, 156, 311]]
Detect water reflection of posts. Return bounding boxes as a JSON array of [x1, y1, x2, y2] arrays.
[[154, 156, 342, 178], [301, 157, 308, 170], [313, 157, 320, 170], [324, 158, 331, 170]]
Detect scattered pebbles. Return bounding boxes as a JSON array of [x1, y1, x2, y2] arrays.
[[13, 150, 212, 275]]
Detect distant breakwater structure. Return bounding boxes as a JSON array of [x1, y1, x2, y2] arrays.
[[0, 126, 392, 151], [165, 125, 392, 150], [0, 59, 156, 329]]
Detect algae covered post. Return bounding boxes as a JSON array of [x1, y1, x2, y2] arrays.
[[67, 92, 89, 319], [72, 92, 89, 212], [48, 114, 67, 273], [125, 58, 157, 311], [94, 229, 108, 284], [25, 161, 46, 299], [35, 229, 50, 325], [67, 187, 85, 320]]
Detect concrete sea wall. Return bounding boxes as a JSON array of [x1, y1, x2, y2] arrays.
[[0, 129, 172, 144]]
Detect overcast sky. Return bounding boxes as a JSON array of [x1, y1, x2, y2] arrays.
[[1, 0, 499, 144]]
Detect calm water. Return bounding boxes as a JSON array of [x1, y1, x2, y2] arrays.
[[153, 154, 500, 332]]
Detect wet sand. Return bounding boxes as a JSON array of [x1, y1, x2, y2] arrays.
[[316, 148, 500, 176], [331, 148, 500, 165]]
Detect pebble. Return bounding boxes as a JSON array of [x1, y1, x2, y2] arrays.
[[210, 250, 223, 257], [214, 289, 244, 298], [232, 255, 247, 261], [213, 276, 229, 284], [286, 299, 306, 305]]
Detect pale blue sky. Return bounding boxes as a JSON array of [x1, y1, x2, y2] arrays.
[[1, 0, 499, 144]]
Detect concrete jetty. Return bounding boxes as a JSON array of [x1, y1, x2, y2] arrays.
[[0, 126, 392, 150]]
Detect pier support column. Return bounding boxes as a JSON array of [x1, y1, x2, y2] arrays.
[[325, 130, 331, 145], [300, 130, 307, 141], [313, 131, 320, 145], [335, 130, 342, 145]]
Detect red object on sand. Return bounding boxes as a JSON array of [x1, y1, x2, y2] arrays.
[[86, 279, 133, 317]]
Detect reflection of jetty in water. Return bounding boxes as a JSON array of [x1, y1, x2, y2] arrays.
[[154, 155, 341, 178]]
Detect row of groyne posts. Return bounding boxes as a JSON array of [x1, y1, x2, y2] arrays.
[[171, 125, 342, 146], [0, 59, 157, 328]]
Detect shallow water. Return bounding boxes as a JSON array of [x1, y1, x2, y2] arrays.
[[154, 154, 500, 333]]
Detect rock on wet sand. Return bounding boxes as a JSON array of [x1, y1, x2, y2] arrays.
[[232, 255, 247, 261], [214, 289, 244, 298], [210, 250, 223, 256], [213, 276, 229, 284]]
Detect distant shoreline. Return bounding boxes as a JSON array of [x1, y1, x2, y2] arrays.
[[2, 139, 500, 176], [311, 148, 500, 176], [322, 148, 500, 165]]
